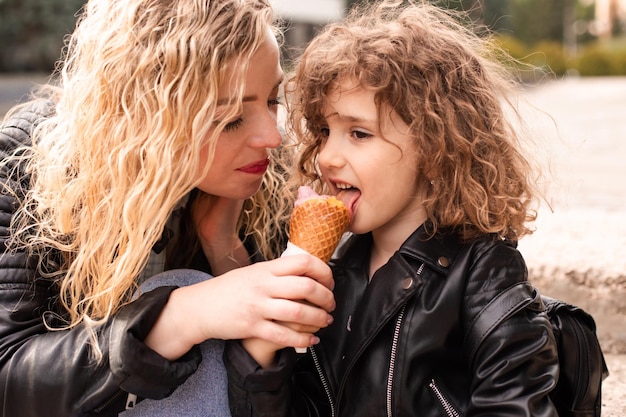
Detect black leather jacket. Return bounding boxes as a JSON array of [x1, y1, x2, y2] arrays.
[[0, 101, 202, 417], [226, 227, 560, 417]]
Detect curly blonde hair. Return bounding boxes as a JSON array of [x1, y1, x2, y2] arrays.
[[287, 0, 539, 241], [4, 0, 290, 329]]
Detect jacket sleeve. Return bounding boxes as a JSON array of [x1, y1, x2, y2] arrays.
[[225, 340, 334, 417], [225, 341, 300, 417], [0, 104, 202, 417], [460, 242, 559, 417]]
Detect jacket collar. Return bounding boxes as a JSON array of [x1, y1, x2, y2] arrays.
[[333, 223, 464, 275]]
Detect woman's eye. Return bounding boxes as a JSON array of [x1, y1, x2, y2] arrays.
[[319, 127, 330, 138], [223, 118, 243, 132]]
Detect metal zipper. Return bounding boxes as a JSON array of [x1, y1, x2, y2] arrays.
[[429, 379, 460, 417], [92, 389, 125, 414], [310, 345, 336, 417], [125, 393, 138, 409], [386, 263, 424, 417], [386, 304, 406, 417]]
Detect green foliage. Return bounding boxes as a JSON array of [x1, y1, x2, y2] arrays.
[[494, 33, 626, 80], [530, 41, 568, 76], [347, 0, 626, 78], [0, 0, 84, 71], [492, 35, 556, 84], [495, 35, 528, 63], [508, 0, 568, 45], [575, 46, 614, 76], [573, 42, 626, 76], [1, 0, 625, 76]]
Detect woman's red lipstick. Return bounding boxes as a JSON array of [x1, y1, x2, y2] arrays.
[[238, 158, 270, 175]]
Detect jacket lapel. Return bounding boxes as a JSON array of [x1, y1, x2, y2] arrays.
[[338, 251, 422, 391]]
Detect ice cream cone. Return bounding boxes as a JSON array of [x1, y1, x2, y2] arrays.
[[281, 187, 351, 353], [288, 191, 351, 263]]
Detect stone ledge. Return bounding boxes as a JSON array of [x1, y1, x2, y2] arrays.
[[529, 267, 626, 355]]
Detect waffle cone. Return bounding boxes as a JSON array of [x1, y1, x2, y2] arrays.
[[289, 197, 351, 263]]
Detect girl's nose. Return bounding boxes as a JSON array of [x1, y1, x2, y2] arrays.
[[317, 135, 344, 169]]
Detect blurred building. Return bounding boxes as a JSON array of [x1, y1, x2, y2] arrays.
[[594, 0, 626, 38], [269, 0, 346, 64]]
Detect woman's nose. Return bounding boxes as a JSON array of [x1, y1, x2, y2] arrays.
[[252, 115, 283, 149]]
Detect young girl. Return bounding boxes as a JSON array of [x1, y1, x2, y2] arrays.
[[225, 1, 559, 416]]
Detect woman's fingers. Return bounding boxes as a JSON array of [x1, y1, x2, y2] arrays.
[[263, 275, 336, 314], [173, 258, 335, 346], [274, 319, 323, 335], [261, 296, 333, 330], [251, 319, 321, 349], [265, 254, 335, 291]]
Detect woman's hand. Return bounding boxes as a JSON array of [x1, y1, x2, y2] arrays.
[[144, 254, 335, 360], [192, 192, 250, 275], [241, 317, 323, 369]]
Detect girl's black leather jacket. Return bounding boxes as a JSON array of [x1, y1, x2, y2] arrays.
[[226, 227, 560, 417], [0, 101, 201, 417]]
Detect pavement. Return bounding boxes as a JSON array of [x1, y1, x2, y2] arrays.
[[0, 73, 50, 116], [519, 77, 626, 415]]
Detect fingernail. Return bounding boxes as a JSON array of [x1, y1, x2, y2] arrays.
[[311, 336, 320, 345], [327, 315, 334, 325]]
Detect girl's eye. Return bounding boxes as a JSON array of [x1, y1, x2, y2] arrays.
[[223, 118, 243, 132], [351, 129, 372, 140], [268, 97, 283, 107], [319, 127, 330, 138]]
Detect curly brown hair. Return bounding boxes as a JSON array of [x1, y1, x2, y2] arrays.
[[286, 0, 540, 241]]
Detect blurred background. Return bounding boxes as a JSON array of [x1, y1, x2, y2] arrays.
[[1, 0, 626, 76], [1, 0, 626, 111], [1, 0, 625, 412]]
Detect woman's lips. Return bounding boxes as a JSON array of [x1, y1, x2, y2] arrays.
[[238, 158, 270, 175]]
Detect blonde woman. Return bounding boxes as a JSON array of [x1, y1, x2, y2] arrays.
[[0, 0, 335, 416]]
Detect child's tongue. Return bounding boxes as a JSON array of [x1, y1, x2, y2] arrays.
[[294, 185, 358, 217], [337, 188, 360, 217]]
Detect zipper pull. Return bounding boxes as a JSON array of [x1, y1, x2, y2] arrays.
[[125, 393, 138, 410]]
